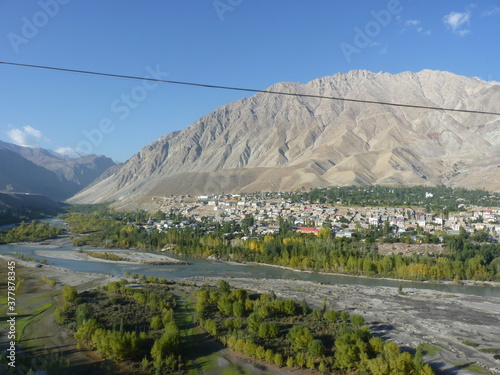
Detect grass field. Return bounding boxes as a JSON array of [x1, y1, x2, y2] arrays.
[[173, 290, 224, 374]]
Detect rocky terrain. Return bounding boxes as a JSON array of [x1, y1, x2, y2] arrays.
[[68, 70, 500, 209]]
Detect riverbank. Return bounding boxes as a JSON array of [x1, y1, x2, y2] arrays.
[[246, 261, 500, 288]]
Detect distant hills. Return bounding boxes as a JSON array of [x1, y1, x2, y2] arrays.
[[0, 140, 115, 201], [66, 69, 500, 208]]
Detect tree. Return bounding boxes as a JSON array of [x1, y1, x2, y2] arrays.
[[324, 308, 338, 322], [367, 356, 390, 375], [75, 303, 92, 327], [258, 321, 279, 338], [217, 279, 231, 294], [150, 316, 162, 330], [308, 339, 325, 357], [287, 325, 313, 351], [351, 314, 365, 326], [318, 360, 327, 373], [273, 353, 284, 367], [414, 346, 424, 375], [300, 299, 311, 315], [282, 299, 297, 315], [74, 319, 99, 347], [62, 285, 77, 303], [341, 310, 350, 322], [318, 227, 332, 239], [306, 355, 316, 370], [265, 349, 274, 363], [420, 364, 435, 375], [151, 326, 180, 365], [247, 313, 262, 335], [204, 319, 217, 336]]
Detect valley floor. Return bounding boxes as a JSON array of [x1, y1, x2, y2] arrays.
[[1, 254, 499, 374]]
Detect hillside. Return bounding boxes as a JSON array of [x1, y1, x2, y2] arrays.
[[68, 69, 500, 208], [0, 192, 62, 215]]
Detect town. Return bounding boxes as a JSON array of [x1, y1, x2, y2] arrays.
[[142, 191, 500, 241]]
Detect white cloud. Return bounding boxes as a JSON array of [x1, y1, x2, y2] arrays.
[[405, 19, 420, 27], [402, 19, 431, 35], [6, 125, 48, 147], [443, 10, 471, 35], [481, 7, 500, 17]]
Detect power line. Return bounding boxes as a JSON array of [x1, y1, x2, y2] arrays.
[[1, 60, 500, 116]]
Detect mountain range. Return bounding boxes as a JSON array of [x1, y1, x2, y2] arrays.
[[67, 69, 500, 208], [0, 140, 115, 201]]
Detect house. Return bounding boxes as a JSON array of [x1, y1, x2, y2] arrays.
[[296, 227, 319, 235], [335, 231, 354, 238]]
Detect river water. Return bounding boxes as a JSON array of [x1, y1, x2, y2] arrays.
[[1, 240, 499, 298]]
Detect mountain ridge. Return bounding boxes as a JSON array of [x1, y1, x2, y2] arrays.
[[68, 69, 500, 208], [0, 141, 115, 200]]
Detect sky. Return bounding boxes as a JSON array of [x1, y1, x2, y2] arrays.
[[0, 0, 499, 162]]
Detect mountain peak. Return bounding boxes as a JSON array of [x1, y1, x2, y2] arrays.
[[69, 70, 500, 209]]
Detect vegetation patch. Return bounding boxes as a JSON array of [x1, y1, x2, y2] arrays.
[[15, 302, 54, 340], [52, 278, 436, 374], [0, 220, 63, 243], [479, 348, 500, 354], [194, 280, 434, 374], [418, 343, 442, 356], [82, 250, 130, 262], [461, 340, 479, 348]]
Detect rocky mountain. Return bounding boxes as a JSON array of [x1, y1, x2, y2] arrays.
[[68, 70, 500, 208], [0, 141, 115, 201]]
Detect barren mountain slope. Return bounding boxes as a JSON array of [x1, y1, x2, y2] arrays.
[[69, 70, 500, 207]]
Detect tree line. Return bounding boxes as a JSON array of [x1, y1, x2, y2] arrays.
[[284, 185, 500, 212]]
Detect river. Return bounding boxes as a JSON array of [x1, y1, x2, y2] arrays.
[[1, 240, 499, 298]]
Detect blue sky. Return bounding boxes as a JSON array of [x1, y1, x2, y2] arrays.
[[0, 0, 499, 162]]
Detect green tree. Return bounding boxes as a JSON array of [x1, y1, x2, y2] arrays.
[[151, 326, 180, 365], [287, 325, 313, 351], [217, 279, 231, 294], [308, 339, 325, 357], [150, 316, 162, 330], [351, 314, 365, 326], [233, 301, 244, 317], [75, 303, 92, 327], [247, 313, 262, 335], [74, 319, 100, 347], [324, 307, 338, 322], [273, 353, 284, 367], [62, 285, 77, 303], [258, 321, 279, 338]]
